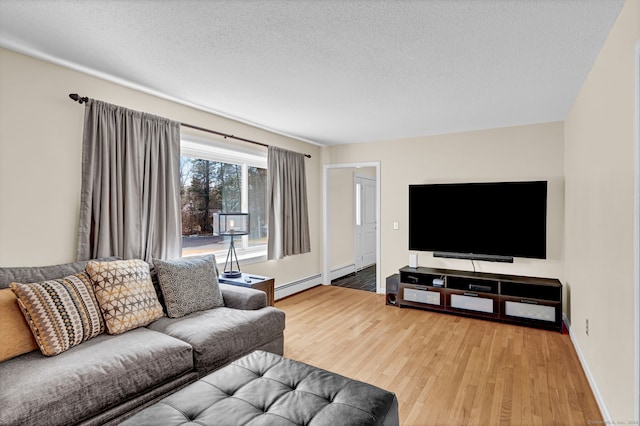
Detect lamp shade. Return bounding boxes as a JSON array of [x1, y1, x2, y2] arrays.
[[218, 213, 249, 236]]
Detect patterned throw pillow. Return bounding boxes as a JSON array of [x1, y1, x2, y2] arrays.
[[153, 254, 224, 318], [86, 259, 164, 335], [10, 272, 105, 356]]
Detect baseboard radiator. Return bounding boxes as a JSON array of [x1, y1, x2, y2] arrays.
[[274, 274, 322, 300], [274, 264, 362, 301]]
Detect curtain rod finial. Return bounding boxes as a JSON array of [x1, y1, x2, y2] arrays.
[[69, 93, 89, 104]]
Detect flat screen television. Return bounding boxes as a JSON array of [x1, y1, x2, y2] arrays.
[[409, 181, 547, 261]]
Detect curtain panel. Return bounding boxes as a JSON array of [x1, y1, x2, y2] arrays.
[[267, 146, 311, 259], [77, 100, 181, 262]]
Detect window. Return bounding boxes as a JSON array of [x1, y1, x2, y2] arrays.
[[180, 138, 267, 260]]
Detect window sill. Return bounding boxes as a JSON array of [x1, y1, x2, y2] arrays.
[[232, 250, 268, 266], [183, 248, 267, 268]]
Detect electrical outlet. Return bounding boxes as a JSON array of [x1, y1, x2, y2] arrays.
[[393, 221, 399, 230], [585, 318, 589, 336]]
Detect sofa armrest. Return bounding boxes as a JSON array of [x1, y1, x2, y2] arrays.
[[219, 284, 267, 310]]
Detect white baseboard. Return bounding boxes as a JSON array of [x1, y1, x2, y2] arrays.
[[273, 264, 368, 300], [274, 273, 322, 300], [563, 313, 611, 422], [330, 264, 356, 281]]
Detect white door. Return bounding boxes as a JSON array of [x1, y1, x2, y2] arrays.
[[355, 176, 376, 270]]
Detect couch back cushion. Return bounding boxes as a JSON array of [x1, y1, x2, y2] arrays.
[[0, 257, 120, 289], [0, 289, 38, 361]]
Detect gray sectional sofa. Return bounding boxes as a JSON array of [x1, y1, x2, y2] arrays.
[[0, 258, 286, 426]]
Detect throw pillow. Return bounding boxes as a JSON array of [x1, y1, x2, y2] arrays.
[[9, 272, 105, 356], [153, 254, 224, 318], [86, 259, 164, 335], [0, 288, 38, 361]]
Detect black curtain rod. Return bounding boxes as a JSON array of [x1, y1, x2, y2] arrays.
[[68, 93, 311, 158]]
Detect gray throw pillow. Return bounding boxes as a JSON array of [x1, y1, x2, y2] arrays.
[[153, 254, 224, 318]]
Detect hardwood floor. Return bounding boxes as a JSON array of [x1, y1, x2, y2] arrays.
[[276, 285, 602, 426]]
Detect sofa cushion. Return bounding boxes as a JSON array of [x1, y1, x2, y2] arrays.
[[10, 272, 105, 356], [86, 259, 164, 334], [219, 283, 267, 310], [153, 254, 223, 318], [0, 288, 37, 361], [147, 306, 286, 375], [0, 257, 120, 289], [0, 328, 194, 426]]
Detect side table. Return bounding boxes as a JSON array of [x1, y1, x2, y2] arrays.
[[218, 273, 275, 307]]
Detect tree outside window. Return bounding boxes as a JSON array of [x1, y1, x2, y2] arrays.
[[248, 166, 267, 247], [180, 156, 267, 257]]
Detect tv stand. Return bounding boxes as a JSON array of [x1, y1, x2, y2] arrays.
[[398, 266, 562, 332]]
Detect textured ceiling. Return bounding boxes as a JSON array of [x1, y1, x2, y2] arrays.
[[0, 0, 625, 146]]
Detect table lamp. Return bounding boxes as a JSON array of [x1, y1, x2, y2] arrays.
[[218, 213, 249, 278]]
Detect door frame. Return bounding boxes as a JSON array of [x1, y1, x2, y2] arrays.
[[323, 162, 381, 293], [634, 39, 639, 423]]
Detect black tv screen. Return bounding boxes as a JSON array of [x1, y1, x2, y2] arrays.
[[409, 181, 547, 260]]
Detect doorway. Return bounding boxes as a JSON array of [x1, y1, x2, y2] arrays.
[[323, 162, 381, 293]]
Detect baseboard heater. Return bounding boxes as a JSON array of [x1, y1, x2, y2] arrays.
[[274, 273, 322, 300]]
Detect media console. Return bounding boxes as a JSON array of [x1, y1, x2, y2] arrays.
[[397, 266, 563, 332]]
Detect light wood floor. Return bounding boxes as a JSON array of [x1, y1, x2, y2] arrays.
[[276, 285, 602, 426]]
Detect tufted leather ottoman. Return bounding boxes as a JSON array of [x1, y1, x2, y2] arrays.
[[121, 350, 399, 425]]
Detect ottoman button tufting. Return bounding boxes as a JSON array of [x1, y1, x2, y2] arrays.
[[120, 351, 399, 426]]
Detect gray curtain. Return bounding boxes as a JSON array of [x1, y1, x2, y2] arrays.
[[267, 146, 311, 259], [77, 99, 181, 262]]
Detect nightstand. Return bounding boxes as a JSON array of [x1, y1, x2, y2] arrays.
[[218, 273, 275, 306]]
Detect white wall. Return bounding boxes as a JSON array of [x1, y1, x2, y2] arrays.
[[0, 48, 322, 288], [324, 121, 565, 287], [564, 0, 639, 421]]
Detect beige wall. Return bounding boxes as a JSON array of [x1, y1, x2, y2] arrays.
[[328, 168, 355, 270], [564, 0, 639, 421], [325, 121, 565, 285], [0, 48, 322, 287]]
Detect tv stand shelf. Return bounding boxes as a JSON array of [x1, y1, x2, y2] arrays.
[[398, 266, 562, 332]]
